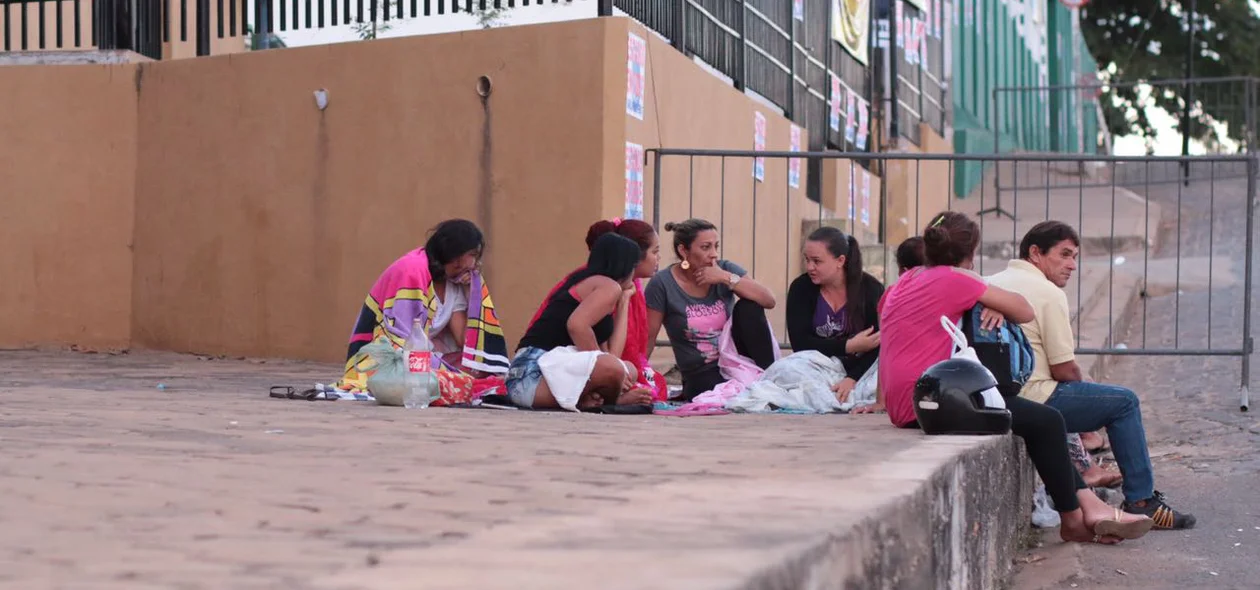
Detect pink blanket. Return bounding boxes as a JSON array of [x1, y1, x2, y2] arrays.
[[690, 317, 781, 406]]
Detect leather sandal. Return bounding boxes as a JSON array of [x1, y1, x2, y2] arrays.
[[1092, 508, 1154, 541]]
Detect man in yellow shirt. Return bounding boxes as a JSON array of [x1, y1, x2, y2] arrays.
[[988, 221, 1195, 531]]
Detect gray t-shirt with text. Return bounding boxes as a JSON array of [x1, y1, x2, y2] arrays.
[[644, 260, 747, 382]]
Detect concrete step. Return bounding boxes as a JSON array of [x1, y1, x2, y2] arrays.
[[326, 424, 1035, 590], [0, 350, 1039, 590], [975, 254, 1146, 381], [953, 185, 1163, 260]]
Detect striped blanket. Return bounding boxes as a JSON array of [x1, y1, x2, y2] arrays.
[[338, 248, 510, 393]]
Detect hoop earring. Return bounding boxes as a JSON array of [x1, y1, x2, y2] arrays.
[[680, 260, 691, 270]]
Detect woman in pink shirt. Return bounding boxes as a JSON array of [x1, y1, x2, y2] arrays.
[[865, 212, 1154, 545], [865, 212, 1034, 425]]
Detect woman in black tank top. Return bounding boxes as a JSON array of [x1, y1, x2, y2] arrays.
[[506, 234, 655, 410], [518, 271, 616, 351]]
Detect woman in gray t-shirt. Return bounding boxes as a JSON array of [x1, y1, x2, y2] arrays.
[[645, 218, 778, 401]]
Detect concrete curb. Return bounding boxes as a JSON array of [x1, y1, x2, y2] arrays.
[[319, 435, 1035, 590], [740, 437, 1034, 590]]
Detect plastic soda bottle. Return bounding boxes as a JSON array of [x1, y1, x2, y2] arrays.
[[402, 318, 439, 409]]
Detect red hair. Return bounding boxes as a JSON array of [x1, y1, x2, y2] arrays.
[[585, 218, 656, 254]]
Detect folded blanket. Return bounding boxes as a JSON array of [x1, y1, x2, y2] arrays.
[[726, 351, 876, 413]]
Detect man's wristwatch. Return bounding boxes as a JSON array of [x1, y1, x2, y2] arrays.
[[728, 273, 741, 288]]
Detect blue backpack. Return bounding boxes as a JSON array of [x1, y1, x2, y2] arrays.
[[960, 303, 1036, 397]]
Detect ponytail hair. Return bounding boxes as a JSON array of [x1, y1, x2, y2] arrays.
[[922, 211, 980, 268], [805, 226, 868, 331]]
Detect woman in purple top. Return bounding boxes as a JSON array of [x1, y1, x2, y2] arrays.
[[785, 227, 885, 403]]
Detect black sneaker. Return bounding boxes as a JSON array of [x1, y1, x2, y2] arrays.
[[1123, 491, 1197, 530]]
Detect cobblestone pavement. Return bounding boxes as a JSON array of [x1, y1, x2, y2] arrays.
[[0, 349, 993, 590], [1014, 171, 1260, 589]]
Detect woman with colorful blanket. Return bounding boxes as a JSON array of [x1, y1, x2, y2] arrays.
[[338, 219, 511, 404], [526, 218, 666, 400]]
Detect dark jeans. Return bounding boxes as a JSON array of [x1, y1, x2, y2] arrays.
[[899, 398, 1086, 511], [1046, 381, 1155, 503], [1009, 396, 1087, 512], [680, 299, 776, 400]]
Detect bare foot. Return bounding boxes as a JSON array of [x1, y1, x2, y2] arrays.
[[1081, 430, 1107, 451], [1060, 509, 1123, 544], [1058, 488, 1154, 544], [616, 388, 653, 406], [576, 392, 604, 409], [1083, 464, 1124, 488], [1080, 489, 1153, 540]]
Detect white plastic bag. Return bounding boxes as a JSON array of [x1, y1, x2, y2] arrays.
[[850, 358, 879, 409], [939, 316, 1006, 410]]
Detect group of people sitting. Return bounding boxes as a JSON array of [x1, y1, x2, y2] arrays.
[[336, 212, 1194, 545]]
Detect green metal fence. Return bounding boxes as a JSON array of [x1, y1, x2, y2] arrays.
[[951, 0, 1100, 200]]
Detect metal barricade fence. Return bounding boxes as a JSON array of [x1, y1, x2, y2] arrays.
[[646, 148, 1257, 411]]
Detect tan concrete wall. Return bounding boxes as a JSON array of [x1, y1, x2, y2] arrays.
[[819, 159, 883, 246], [0, 64, 138, 351], [1, 17, 850, 361], [883, 124, 954, 247], [621, 20, 814, 336], [130, 19, 615, 362]]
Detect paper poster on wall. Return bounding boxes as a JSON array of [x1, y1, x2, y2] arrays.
[[860, 169, 872, 227], [856, 98, 870, 150], [907, 16, 917, 62], [625, 142, 645, 220], [922, 0, 931, 38], [876, 18, 890, 49], [918, 19, 928, 63], [844, 91, 857, 144], [905, 18, 917, 65], [830, 74, 842, 132], [894, 1, 904, 47], [934, 0, 942, 37], [789, 125, 802, 189], [753, 112, 767, 182], [831, 0, 870, 65], [794, 0, 804, 21], [626, 33, 647, 120], [847, 173, 857, 221]]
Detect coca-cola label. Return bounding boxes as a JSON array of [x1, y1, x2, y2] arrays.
[[407, 351, 432, 373]]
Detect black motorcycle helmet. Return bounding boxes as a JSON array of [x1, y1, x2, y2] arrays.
[[913, 358, 1012, 435]]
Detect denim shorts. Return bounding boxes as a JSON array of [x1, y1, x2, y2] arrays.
[[505, 347, 546, 408]]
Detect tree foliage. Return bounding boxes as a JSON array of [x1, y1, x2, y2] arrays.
[[1080, 0, 1260, 149]]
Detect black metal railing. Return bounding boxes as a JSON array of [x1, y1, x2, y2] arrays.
[[2, 0, 91, 53], [2, 0, 585, 59]]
